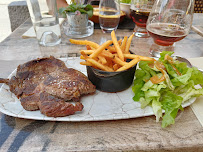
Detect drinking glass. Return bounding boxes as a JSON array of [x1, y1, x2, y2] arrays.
[[146, 0, 194, 57], [99, 0, 120, 33], [26, 0, 61, 46], [130, 0, 154, 38]]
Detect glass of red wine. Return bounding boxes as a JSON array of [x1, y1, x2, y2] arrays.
[[146, 0, 194, 57], [130, 0, 155, 38]]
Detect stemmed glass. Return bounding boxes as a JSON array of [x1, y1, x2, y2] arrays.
[[130, 0, 154, 38], [146, 0, 194, 57]]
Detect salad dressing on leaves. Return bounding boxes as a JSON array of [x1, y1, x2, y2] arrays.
[[164, 54, 182, 76], [150, 61, 166, 84], [149, 55, 182, 84]]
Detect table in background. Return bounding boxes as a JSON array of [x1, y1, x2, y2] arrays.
[[192, 13, 203, 37], [0, 14, 203, 152]]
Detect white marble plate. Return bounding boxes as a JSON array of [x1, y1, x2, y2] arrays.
[[0, 57, 196, 121]]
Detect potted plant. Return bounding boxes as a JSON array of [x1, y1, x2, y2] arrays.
[[59, 3, 93, 27], [120, 0, 131, 18]]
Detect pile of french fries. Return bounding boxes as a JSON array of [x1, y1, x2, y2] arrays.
[[69, 31, 154, 72]]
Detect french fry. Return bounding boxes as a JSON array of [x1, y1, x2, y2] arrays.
[[80, 61, 92, 66], [112, 56, 128, 66], [73, 32, 153, 72], [80, 50, 94, 55], [107, 46, 117, 53], [118, 39, 122, 46], [80, 60, 98, 69], [98, 55, 107, 64], [69, 39, 100, 49], [86, 58, 114, 72], [106, 58, 114, 69], [124, 54, 155, 61], [113, 64, 120, 71], [80, 55, 85, 60], [116, 57, 140, 72], [80, 51, 89, 59], [89, 40, 113, 59], [124, 34, 134, 54], [111, 31, 124, 61], [100, 50, 115, 59], [98, 60, 102, 64], [80, 50, 115, 59], [120, 36, 128, 52], [81, 50, 113, 72], [86, 45, 92, 50]]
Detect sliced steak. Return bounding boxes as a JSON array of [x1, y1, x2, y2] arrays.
[[1, 56, 95, 117]]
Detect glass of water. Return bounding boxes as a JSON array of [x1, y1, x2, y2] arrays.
[[99, 0, 120, 33], [26, 0, 61, 46]]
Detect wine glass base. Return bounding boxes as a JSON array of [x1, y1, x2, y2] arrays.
[[63, 20, 94, 38], [101, 27, 118, 33], [134, 32, 150, 38], [134, 25, 150, 38], [149, 50, 161, 58], [149, 43, 174, 58], [101, 28, 116, 33]]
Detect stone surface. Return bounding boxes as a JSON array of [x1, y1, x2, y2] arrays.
[[8, 1, 30, 31], [0, 5, 12, 42]]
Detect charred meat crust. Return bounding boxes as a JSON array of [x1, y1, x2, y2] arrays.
[[1, 56, 95, 117]]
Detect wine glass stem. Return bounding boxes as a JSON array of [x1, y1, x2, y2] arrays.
[[149, 43, 175, 57], [134, 25, 150, 38]]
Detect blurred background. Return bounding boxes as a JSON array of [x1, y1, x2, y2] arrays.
[[0, 0, 25, 42], [0, 0, 202, 42]]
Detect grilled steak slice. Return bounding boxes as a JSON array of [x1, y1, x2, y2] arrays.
[[38, 92, 83, 117], [1, 56, 95, 117], [42, 68, 96, 101]]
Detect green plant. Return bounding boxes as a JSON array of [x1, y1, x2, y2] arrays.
[[59, 3, 93, 18], [120, 0, 131, 4]]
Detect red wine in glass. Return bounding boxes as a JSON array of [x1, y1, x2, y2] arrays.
[[146, 0, 194, 57], [130, 0, 154, 38], [147, 23, 187, 46], [130, 9, 150, 28]]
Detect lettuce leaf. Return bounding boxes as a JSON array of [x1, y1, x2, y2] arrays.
[[171, 68, 193, 86], [173, 60, 189, 75], [164, 63, 178, 78], [179, 87, 203, 103], [159, 51, 174, 62], [132, 51, 203, 128], [161, 91, 183, 128], [190, 67, 203, 85], [132, 69, 145, 101], [139, 97, 151, 109], [163, 70, 175, 90], [152, 99, 162, 122], [139, 61, 157, 76]]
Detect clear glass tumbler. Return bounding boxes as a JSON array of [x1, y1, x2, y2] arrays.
[[26, 0, 61, 46], [99, 0, 120, 33], [146, 0, 194, 57]]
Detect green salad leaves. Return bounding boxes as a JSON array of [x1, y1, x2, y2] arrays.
[[132, 51, 203, 128], [120, 0, 131, 4], [59, 3, 93, 18]]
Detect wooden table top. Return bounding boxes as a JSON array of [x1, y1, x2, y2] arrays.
[[0, 13, 203, 152]]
